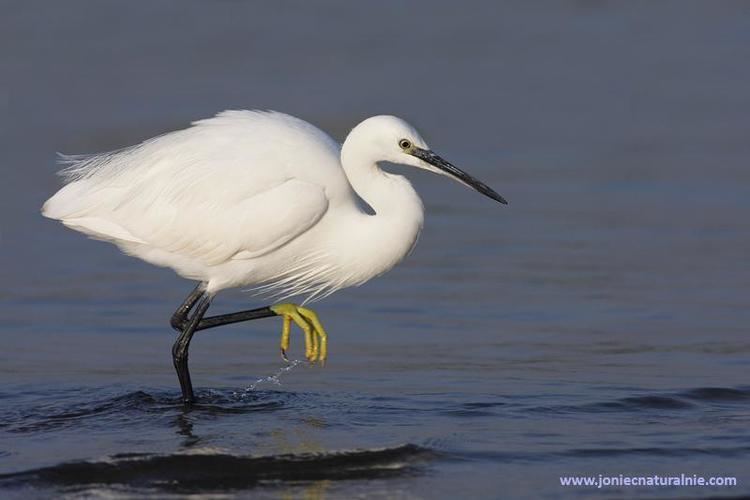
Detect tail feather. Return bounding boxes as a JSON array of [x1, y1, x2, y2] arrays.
[[42, 180, 145, 244]]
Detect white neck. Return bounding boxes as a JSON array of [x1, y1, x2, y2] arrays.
[[338, 132, 425, 280]]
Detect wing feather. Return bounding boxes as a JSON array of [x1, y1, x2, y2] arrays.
[[43, 110, 343, 267], [135, 178, 329, 265]]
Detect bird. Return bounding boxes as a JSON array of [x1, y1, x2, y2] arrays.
[[42, 110, 507, 404]]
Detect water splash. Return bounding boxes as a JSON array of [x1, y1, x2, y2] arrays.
[[235, 360, 303, 396]]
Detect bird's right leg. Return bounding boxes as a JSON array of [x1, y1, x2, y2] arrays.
[[172, 294, 212, 404], [170, 283, 206, 332]]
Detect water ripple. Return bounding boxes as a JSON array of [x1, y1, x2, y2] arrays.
[[527, 386, 750, 415], [3, 389, 295, 434]]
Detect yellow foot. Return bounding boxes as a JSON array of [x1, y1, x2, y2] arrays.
[[269, 303, 328, 364]]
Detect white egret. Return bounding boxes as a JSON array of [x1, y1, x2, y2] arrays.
[[42, 110, 507, 403]]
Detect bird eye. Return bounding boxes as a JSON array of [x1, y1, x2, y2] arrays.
[[399, 139, 412, 150]]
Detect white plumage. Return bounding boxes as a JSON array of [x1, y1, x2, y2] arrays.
[[43, 110, 506, 304], [43, 110, 508, 400], [43, 111, 432, 302]]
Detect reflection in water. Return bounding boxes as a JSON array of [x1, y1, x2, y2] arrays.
[[272, 408, 332, 499], [172, 386, 335, 498], [174, 411, 200, 448], [281, 480, 331, 500]]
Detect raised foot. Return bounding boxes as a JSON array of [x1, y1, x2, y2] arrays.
[[270, 303, 328, 364]]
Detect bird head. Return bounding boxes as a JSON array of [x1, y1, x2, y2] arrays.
[[350, 115, 507, 205]]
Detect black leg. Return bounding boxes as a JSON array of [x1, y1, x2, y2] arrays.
[[169, 285, 281, 404], [172, 295, 212, 404], [171, 300, 278, 333], [192, 307, 278, 331], [170, 283, 206, 332]]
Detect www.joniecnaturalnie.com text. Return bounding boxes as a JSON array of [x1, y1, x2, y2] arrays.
[[560, 474, 737, 489]]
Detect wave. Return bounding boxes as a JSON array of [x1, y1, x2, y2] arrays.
[[528, 386, 750, 414], [0, 444, 434, 491]]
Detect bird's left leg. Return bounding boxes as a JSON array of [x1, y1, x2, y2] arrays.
[[169, 292, 328, 364], [187, 302, 329, 363], [270, 304, 328, 364]]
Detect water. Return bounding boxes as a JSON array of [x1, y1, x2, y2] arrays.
[[2, 1, 750, 498]]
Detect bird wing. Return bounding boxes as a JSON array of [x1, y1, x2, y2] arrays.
[[126, 178, 330, 265], [43, 110, 347, 266]]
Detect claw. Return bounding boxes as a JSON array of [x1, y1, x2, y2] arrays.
[[298, 307, 327, 363], [270, 303, 329, 364], [279, 314, 291, 361]]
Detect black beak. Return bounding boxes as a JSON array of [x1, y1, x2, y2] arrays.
[[411, 148, 508, 205]]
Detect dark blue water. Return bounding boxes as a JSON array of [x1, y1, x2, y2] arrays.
[[2, 2, 750, 498]]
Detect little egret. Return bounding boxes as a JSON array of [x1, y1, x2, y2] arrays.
[[42, 110, 507, 403]]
